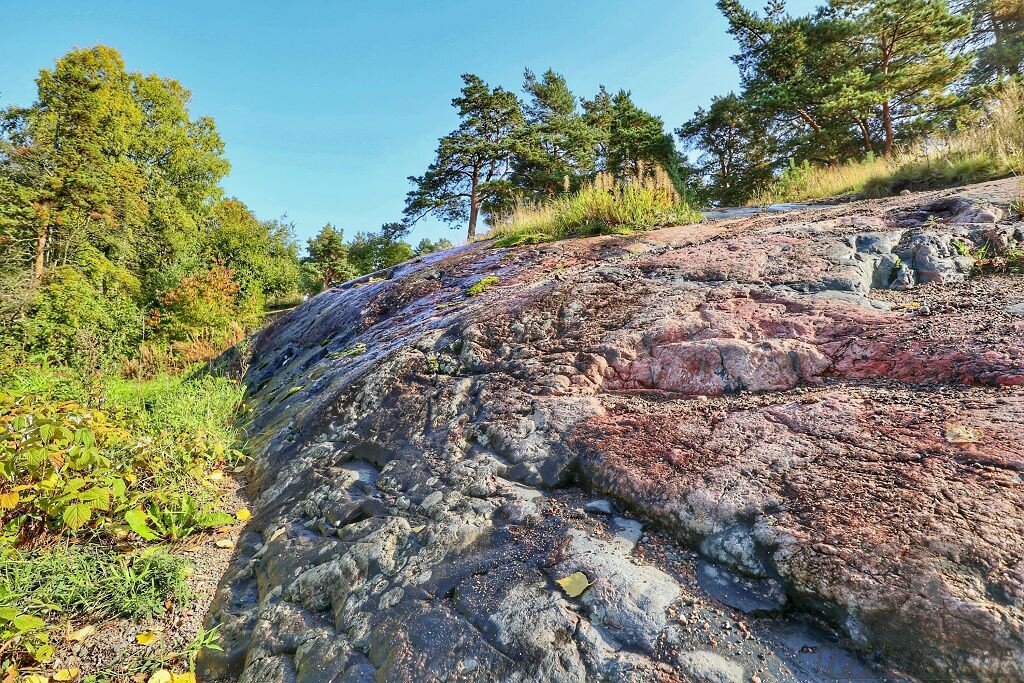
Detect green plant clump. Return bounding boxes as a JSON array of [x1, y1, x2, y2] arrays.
[[466, 276, 500, 297]]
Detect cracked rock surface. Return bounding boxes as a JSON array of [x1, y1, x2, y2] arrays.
[[200, 179, 1024, 682]]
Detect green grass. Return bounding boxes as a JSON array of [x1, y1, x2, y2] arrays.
[[488, 169, 701, 247], [755, 82, 1024, 205], [0, 545, 191, 621]]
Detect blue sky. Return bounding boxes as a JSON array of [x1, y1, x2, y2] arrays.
[[1, 0, 819, 247]]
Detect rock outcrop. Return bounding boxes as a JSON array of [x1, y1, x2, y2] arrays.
[[200, 179, 1024, 682]]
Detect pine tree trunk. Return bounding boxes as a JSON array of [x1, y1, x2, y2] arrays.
[[855, 117, 873, 154], [467, 168, 479, 241], [881, 101, 895, 157]]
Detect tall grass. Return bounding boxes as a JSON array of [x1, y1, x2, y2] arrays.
[[754, 82, 1024, 205], [488, 166, 701, 246]]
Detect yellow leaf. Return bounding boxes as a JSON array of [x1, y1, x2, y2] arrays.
[[148, 670, 173, 683], [945, 423, 983, 444], [136, 630, 160, 646], [209, 470, 224, 482], [235, 508, 251, 522], [555, 572, 593, 598], [53, 668, 79, 681], [410, 525, 426, 533], [214, 539, 234, 549], [0, 492, 18, 510], [2, 665, 16, 683], [172, 673, 196, 683], [69, 625, 96, 642], [21, 675, 47, 683]]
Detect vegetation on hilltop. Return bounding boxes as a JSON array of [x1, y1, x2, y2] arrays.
[[679, 0, 1024, 206], [405, 70, 694, 240]]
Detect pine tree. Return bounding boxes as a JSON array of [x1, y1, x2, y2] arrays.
[[830, 0, 972, 155], [513, 69, 599, 198], [404, 74, 525, 241]]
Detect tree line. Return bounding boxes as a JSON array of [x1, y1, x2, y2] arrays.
[[678, 0, 1023, 204], [0, 47, 448, 368], [403, 71, 688, 240], [403, 0, 1021, 220]]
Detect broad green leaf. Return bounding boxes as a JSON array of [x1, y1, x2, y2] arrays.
[[197, 511, 235, 528], [62, 503, 92, 531], [31, 643, 54, 663], [125, 509, 159, 540], [0, 607, 18, 622], [12, 613, 44, 632]]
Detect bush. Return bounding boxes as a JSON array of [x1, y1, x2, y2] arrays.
[[489, 167, 701, 246], [0, 368, 244, 545], [154, 264, 242, 345], [21, 267, 142, 367]]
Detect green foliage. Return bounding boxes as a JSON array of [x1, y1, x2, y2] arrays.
[[677, 93, 779, 205], [685, 0, 978, 203], [513, 69, 601, 199], [404, 74, 526, 240], [153, 264, 241, 344], [406, 71, 693, 239], [0, 546, 191, 620], [466, 276, 500, 296], [0, 367, 244, 546], [302, 223, 356, 293], [21, 266, 142, 367], [347, 223, 416, 274], [0, 544, 190, 666], [756, 82, 1024, 203], [963, 0, 1024, 82], [199, 198, 301, 311], [0, 46, 303, 367]]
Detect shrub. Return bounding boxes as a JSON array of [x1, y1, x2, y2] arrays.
[[0, 369, 244, 545], [489, 167, 701, 246], [21, 267, 142, 367], [154, 264, 241, 345]]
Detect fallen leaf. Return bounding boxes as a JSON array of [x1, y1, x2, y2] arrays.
[[148, 670, 173, 683], [945, 423, 983, 444], [22, 675, 47, 683], [214, 539, 234, 549], [555, 572, 592, 598], [209, 470, 224, 481], [69, 624, 96, 643], [2, 665, 17, 683], [136, 630, 160, 646], [172, 673, 196, 683], [235, 508, 252, 522], [0, 491, 19, 510], [410, 525, 426, 533], [53, 668, 79, 681]]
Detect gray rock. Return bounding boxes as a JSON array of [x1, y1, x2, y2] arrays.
[[1006, 303, 1024, 317], [584, 499, 614, 515], [611, 516, 643, 548], [676, 651, 745, 683], [953, 203, 1004, 224], [553, 530, 680, 653]]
